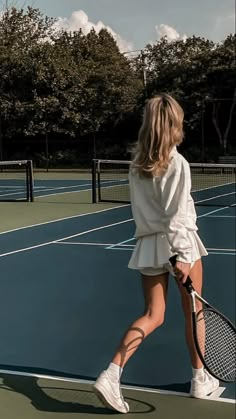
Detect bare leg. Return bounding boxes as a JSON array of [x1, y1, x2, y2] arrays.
[[177, 259, 204, 368], [111, 272, 169, 368]]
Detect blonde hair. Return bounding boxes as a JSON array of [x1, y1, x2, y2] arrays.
[[131, 93, 184, 177]]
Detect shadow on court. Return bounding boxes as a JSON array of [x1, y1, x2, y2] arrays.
[[0, 373, 235, 419], [0, 373, 155, 416], [1, 374, 106, 414], [0, 204, 235, 418]]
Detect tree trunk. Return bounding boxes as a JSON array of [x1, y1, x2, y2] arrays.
[[212, 102, 223, 150], [0, 117, 3, 160], [223, 89, 236, 153]]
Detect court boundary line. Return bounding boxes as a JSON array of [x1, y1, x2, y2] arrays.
[[1, 207, 234, 258], [55, 242, 134, 247], [0, 203, 232, 237], [0, 205, 131, 236], [0, 206, 235, 403], [0, 369, 233, 404], [192, 181, 235, 193], [35, 185, 93, 199], [35, 179, 126, 199], [32, 182, 92, 194], [195, 191, 235, 204], [0, 218, 133, 258], [55, 242, 236, 254], [54, 219, 133, 244], [0, 205, 234, 258], [198, 206, 235, 217], [99, 181, 235, 205], [0, 190, 28, 199]]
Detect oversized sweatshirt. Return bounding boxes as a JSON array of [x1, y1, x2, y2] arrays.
[[128, 147, 198, 263]]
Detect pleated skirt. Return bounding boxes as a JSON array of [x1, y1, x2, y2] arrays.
[[128, 231, 208, 270]]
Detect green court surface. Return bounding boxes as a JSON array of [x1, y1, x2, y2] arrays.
[[0, 374, 235, 419], [0, 170, 117, 231], [0, 172, 235, 418]]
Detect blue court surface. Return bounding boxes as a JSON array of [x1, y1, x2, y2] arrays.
[[0, 178, 93, 201], [0, 194, 235, 410]]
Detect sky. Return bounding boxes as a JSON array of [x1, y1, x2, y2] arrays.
[[1, 0, 235, 51]]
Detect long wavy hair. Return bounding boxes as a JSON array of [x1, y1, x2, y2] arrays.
[[131, 93, 184, 177]]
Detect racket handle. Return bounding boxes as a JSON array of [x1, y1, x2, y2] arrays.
[[169, 255, 178, 267], [169, 255, 194, 293]]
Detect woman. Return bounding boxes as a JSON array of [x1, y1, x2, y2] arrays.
[[93, 94, 219, 413]]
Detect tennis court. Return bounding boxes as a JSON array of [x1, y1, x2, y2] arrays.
[[0, 168, 235, 418]]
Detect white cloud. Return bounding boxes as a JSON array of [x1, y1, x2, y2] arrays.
[[54, 10, 133, 52], [155, 24, 187, 42]]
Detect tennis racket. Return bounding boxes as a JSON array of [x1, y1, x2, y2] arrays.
[[169, 255, 236, 382]]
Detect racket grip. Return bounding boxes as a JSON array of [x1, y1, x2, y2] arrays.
[[169, 255, 193, 293], [169, 255, 177, 267]]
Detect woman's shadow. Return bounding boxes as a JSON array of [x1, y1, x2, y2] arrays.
[[0, 373, 112, 415], [1, 372, 156, 415]]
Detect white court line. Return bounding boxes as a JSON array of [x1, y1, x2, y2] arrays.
[[0, 203, 230, 237], [0, 240, 56, 258], [100, 180, 235, 205], [54, 219, 133, 244], [207, 387, 227, 400], [0, 205, 131, 236], [0, 369, 233, 404], [36, 179, 126, 199], [100, 179, 127, 184], [106, 237, 135, 249], [0, 190, 27, 198], [208, 252, 236, 256], [207, 248, 236, 252], [35, 186, 92, 199], [0, 218, 133, 258], [198, 207, 234, 218], [55, 242, 134, 247], [193, 181, 235, 193], [122, 384, 231, 404], [34, 182, 92, 195], [109, 247, 134, 251], [55, 242, 236, 256], [195, 191, 235, 204]]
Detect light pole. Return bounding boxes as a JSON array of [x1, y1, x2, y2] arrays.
[[123, 49, 147, 89]]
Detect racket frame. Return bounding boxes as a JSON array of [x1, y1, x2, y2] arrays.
[[169, 255, 236, 383]]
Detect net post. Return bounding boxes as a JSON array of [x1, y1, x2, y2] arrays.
[[92, 159, 97, 203], [26, 162, 30, 201], [27, 160, 34, 202], [29, 160, 34, 202], [97, 160, 101, 202]]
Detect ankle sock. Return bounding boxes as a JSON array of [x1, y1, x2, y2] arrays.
[[192, 367, 205, 382], [107, 362, 123, 382]]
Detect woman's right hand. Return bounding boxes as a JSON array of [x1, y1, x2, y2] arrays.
[[173, 261, 191, 284]]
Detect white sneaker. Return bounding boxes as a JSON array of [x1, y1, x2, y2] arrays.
[[190, 369, 219, 398], [93, 370, 129, 414]]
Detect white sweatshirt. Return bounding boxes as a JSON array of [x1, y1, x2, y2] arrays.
[[129, 147, 197, 263]]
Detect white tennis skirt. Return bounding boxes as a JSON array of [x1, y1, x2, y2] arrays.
[[128, 231, 208, 270]]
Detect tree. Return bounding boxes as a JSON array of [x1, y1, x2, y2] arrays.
[[0, 6, 56, 158], [141, 35, 235, 158]]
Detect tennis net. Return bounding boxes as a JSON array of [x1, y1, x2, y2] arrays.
[[0, 160, 34, 202], [92, 159, 236, 207]]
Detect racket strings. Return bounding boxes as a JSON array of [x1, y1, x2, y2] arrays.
[[196, 309, 236, 382]]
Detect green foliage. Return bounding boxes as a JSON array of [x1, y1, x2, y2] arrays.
[[0, 5, 235, 163], [140, 35, 235, 155]]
